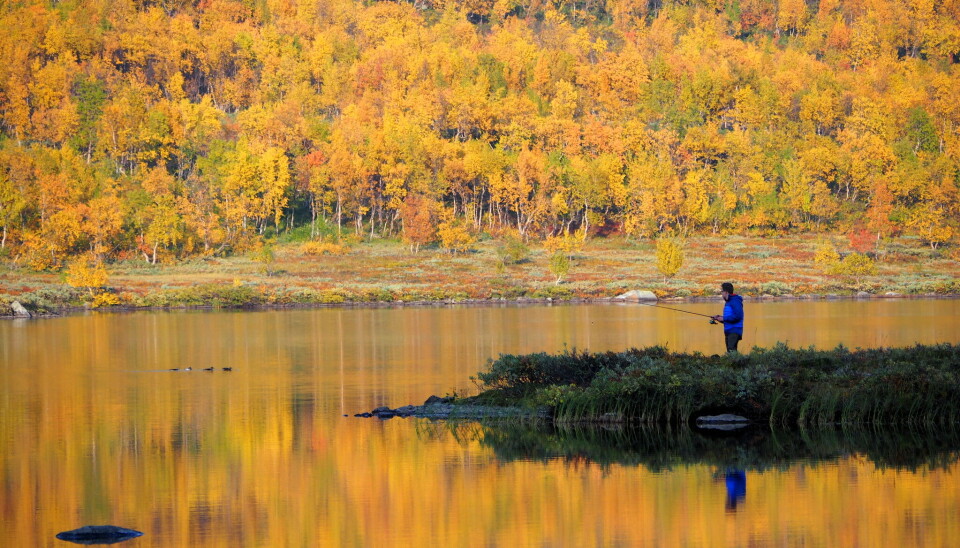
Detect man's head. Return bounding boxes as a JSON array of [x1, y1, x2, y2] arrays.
[[721, 282, 734, 300]]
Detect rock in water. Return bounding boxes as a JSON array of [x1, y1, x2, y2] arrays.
[[11, 301, 32, 318], [55, 525, 143, 545]]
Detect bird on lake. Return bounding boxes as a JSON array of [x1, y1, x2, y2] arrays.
[[222, 367, 233, 372], [203, 367, 215, 372]]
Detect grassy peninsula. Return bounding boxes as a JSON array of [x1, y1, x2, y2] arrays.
[[469, 343, 960, 428]]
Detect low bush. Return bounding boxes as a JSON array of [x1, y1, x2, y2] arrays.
[[139, 284, 263, 308], [301, 241, 348, 256], [531, 286, 573, 299]]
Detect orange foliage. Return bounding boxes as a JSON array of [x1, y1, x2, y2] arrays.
[[0, 0, 957, 265]]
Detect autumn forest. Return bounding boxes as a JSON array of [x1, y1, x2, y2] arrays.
[[1, 0, 959, 270]]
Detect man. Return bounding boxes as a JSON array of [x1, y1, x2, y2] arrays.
[[711, 282, 744, 353]]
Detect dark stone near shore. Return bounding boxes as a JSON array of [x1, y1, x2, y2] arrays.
[[358, 401, 550, 421], [395, 405, 417, 417], [424, 395, 453, 405], [56, 525, 143, 545]]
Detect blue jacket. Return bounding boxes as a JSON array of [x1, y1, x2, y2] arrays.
[[722, 294, 744, 334]]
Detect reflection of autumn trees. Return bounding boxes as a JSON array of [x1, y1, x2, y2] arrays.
[[5, 366, 960, 546], [4, 309, 960, 546], [1, 0, 960, 267]]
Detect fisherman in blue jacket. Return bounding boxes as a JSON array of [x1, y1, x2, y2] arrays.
[[711, 282, 744, 353]]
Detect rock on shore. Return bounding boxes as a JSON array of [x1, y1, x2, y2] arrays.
[[354, 396, 549, 420], [11, 301, 31, 318], [615, 290, 658, 302]]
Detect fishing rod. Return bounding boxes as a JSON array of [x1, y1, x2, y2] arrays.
[[633, 300, 721, 323]]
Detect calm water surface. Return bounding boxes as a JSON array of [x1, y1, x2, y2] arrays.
[[2, 299, 959, 547]]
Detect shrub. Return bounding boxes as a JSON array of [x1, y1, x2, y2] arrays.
[[437, 217, 476, 254], [92, 292, 121, 308], [532, 285, 573, 299], [760, 281, 792, 296], [140, 284, 263, 308], [814, 240, 840, 272], [251, 243, 275, 264], [655, 238, 684, 280], [497, 235, 530, 265], [65, 255, 108, 296], [301, 241, 348, 256], [833, 253, 877, 287], [548, 251, 570, 285]]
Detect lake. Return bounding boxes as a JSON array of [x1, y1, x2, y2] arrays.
[[2, 299, 959, 547]]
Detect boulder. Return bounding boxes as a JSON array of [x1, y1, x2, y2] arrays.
[[424, 395, 452, 405], [615, 290, 658, 302], [56, 525, 143, 545], [11, 301, 31, 318]]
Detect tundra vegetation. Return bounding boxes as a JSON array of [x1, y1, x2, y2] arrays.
[[1, 232, 958, 312], [470, 343, 960, 428]]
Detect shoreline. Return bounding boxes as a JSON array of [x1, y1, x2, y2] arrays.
[[4, 290, 959, 319]]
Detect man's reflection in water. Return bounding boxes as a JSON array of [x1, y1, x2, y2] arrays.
[[724, 469, 746, 512]]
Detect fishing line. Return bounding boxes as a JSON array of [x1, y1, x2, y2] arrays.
[[632, 300, 720, 322]]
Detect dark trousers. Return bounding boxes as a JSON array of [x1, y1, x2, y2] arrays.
[[725, 331, 742, 353]]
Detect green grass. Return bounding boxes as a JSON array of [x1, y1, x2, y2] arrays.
[[469, 343, 960, 428]]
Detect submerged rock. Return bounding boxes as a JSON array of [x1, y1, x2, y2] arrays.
[[56, 525, 143, 545]]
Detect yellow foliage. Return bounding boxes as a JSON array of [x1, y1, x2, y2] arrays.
[[65, 255, 108, 295], [833, 253, 877, 280], [301, 241, 348, 256], [91, 292, 121, 308], [813, 240, 841, 271], [437, 216, 476, 255], [655, 237, 684, 280], [543, 232, 584, 256]]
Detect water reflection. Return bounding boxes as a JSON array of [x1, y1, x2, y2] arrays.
[[470, 423, 960, 471], [3, 301, 960, 547], [723, 469, 747, 512], [461, 422, 960, 472]]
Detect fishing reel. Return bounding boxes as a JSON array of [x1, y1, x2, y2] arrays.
[[709, 318, 718, 325]]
